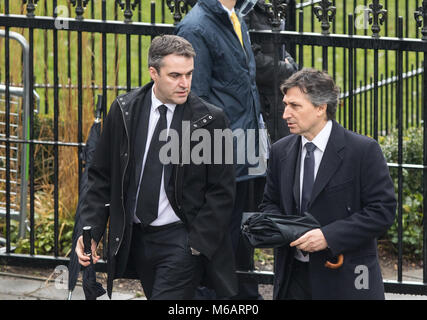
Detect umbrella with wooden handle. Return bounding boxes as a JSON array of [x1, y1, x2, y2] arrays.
[[325, 254, 344, 269], [242, 212, 345, 269], [241, 212, 322, 248], [242, 212, 346, 269]]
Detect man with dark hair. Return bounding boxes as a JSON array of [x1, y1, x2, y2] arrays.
[[75, 35, 237, 300], [261, 68, 396, 299]]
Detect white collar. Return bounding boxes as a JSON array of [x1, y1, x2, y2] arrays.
[[301, 120, 332, 153], [151, 85, 176, 113], [220, 2, 235, 18]]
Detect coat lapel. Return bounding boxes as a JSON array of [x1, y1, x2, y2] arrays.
[[293, 145, 302, 213], [310, 121, 345, 207], [165, 93, 215, 209], [280, 135, 301, 216], [133, 89, 152, 186], [163, 103, 185, 190]]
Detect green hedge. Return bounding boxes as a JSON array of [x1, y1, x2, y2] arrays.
[[14, 215, 74, 256], [379, 127, 424, 259]]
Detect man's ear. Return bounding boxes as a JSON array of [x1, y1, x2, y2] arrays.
[[149, 66, 158, 81], [318, 103, 328, 119]]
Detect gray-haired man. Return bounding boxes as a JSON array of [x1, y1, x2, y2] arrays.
[[261, 68, 396, 299]]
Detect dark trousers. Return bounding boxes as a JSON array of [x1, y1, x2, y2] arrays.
[[284, 259, 312, 300], [129, 222, 202, 300]]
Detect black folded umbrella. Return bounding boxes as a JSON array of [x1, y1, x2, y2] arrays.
[[241, 212, 321, 248], [68, 95, 104, 300], [242, 212, 344, 269], [82, 257, 106, 300], [82, 226, 106, 300]]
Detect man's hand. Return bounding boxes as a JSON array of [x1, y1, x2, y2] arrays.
[[290, 228, 328, 253], [75, 235, 100, 267]]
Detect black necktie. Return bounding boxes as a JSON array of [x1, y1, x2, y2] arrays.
[[136, 105, 168, 226], [301, 142, 316, 215]]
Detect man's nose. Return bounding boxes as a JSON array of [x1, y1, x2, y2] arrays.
[[282, 106, 289, 120], [180, 76, 190, 88]]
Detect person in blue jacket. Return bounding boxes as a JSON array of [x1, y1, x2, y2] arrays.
[[176, 0, 266, 299]]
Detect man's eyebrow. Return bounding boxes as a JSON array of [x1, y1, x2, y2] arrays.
[[168, 70, 193, 76], [283, 100, 299, 106]]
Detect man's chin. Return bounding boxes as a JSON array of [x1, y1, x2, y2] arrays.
[[288, 127, 298, 134], [173, 96, 189, 105]]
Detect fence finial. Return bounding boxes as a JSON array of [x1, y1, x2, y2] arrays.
[[70, 0, 90, 21], [415, 0, 427, 40], [23, 0, 39, 18], [368, 0, 387, 38], [264, 0, 288, 31], [313, 0, 336, 35], [116, 0, 140, 23], [166, 0, 194, 25]]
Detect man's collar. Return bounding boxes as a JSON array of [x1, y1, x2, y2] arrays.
[[219, 1, 235, 17], [301, 120, 332, 153], [151, 85, 176, 113]]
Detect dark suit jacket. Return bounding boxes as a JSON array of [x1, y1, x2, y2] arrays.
[[260, 120, 396, 300], [80, 82, 237, 298]]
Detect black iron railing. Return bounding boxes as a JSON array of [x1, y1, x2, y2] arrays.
[[0, 0, 426, 296]]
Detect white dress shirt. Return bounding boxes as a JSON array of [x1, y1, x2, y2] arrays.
[[295, 120, 333, 262], [133, 85, 181, 226]]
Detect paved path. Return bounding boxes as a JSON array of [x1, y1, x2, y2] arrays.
[[0, 271, 426, 300], [0, 273, 145, 300]]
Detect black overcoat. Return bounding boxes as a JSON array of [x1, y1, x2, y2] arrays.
[[261, 121, 396, 300], [79, 82, 237, 298]]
